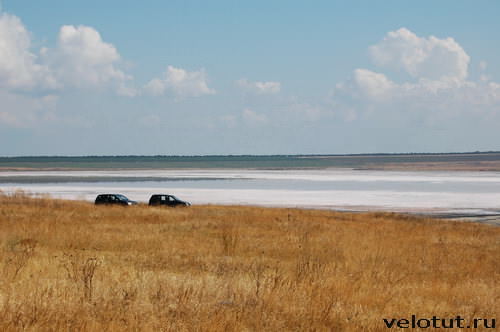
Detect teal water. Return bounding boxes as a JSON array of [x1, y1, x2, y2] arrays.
[[1, 153, 500, 169]]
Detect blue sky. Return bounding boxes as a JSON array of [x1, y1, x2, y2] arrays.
[[1, 0, 499, 155]]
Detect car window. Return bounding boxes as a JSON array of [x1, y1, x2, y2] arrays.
[[116, 194, 128, 201]]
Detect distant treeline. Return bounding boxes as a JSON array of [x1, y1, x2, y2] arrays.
[[0, 152, 499, 170], [1, 151, 500, 161]]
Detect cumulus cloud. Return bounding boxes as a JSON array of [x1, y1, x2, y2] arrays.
[[0, 11, 138, 127], [331, 71, 500, 127], [0, 12, 60, 127], [236, 79, 281, 94], [352, 69, 396, 100], [0, 12, 56, 91], [0, 11, 135, 96], [49, 25, 136, 96], [369, 28, 470, 82], [144, 65, 215, 99], [336, 71, 500, 106], [329, 28, 500, 127]]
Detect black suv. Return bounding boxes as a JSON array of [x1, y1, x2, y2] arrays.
[[149, 194, 190, 207], [95, 194, 137, 206]]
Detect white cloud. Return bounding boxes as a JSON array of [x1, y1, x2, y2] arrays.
[[50, 25, 136, 96], [145, 65, 215, 99], [144, 78, 164, 96], [329, 28, 500, 126], [236, 79, 281, 94], [0, 12, 60, 127], [0, 12, 135, 97], [369, 28, 470, 82], [0, 12, 56, 91], [352, 69, 396, 100], [331, 71, 500, 122], [0, 12, 138, 127]]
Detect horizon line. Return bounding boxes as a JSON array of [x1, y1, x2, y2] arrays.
[[1, 150, 500, 159]]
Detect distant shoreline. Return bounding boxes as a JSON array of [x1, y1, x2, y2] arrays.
[[1, 164, 500, 172], [1, 152, 500, 171], [2, 151, 500, 158]]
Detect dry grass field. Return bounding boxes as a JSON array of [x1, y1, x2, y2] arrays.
[[0, 193, 498, 331]]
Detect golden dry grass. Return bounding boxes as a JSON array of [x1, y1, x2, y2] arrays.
[[0, 193, 498, 331]]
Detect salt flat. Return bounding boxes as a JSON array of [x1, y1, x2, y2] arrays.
[[1, 169, 499, 221]]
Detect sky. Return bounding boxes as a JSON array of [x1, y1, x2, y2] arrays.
[[0, 0, 499, 156]]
